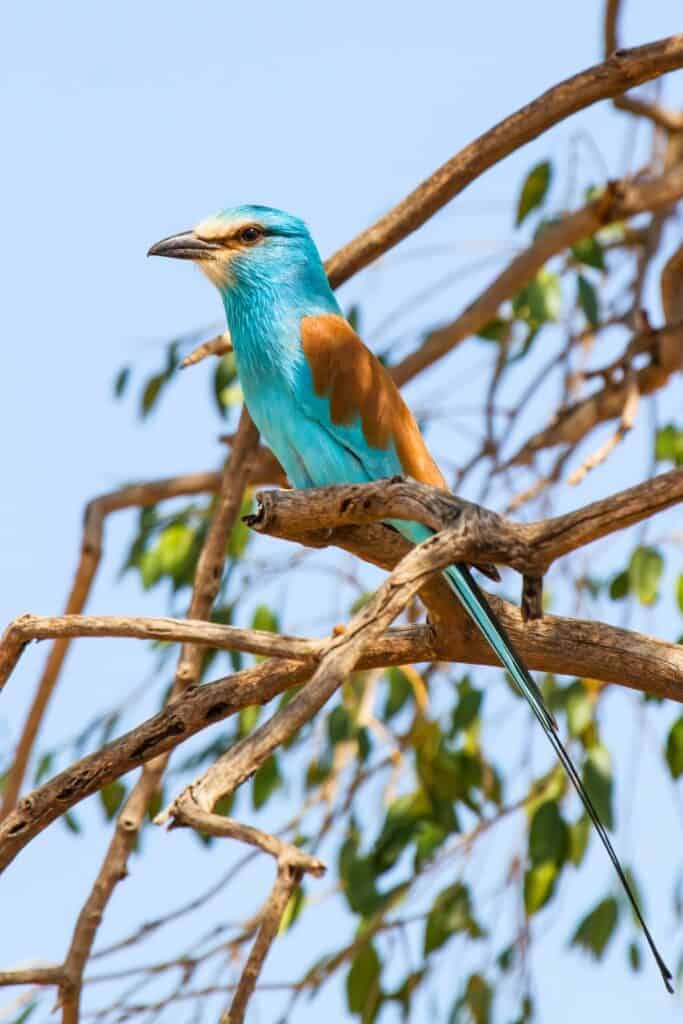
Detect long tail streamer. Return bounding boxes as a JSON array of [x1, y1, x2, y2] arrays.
[[445, 563, 673, 992]]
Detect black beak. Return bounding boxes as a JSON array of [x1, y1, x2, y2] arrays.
[[147, 231, 222, 260]]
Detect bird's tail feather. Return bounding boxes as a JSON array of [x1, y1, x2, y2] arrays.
[[443, 562, 673, 992]]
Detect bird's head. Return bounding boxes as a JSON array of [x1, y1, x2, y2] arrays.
[[148, 205, 328, 299]]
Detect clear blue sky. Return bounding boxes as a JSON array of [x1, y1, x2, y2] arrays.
[[2, 2, 683, 1022]]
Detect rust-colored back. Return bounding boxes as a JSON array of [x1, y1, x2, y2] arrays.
[[301, 314, 446, 488]]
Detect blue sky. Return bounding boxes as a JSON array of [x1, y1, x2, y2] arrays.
[[2, 2, 683, 1021]]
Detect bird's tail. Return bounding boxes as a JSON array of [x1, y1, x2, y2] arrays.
[[442, 561, 673, 992]]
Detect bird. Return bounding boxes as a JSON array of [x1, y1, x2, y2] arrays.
[[149, 204, 671, 990]]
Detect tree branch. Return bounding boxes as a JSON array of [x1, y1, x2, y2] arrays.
[[390, 162, 683, 386], [58, 409, 261, 1024], [325, 34, 683, 289]]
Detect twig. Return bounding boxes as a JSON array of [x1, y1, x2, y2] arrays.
[[181, 332, 232, 368], [568, 371, 640, 485], [221, 862, 303, 1024]]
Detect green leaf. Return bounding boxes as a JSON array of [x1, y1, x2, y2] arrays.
[[346, 942, 381, 1014], [100, 780, 126, 820], [577, 273, 599, 328], [370, 792, 424, 875], [383, 667, 413, 719], [238, 704, 260, 736], [157, 522, 196, 585], [568, 814, 591, 866], [609, 569, 630, 601], [250, 604, 279, 660], [62, 810, 82, 835], [516, 161, 552, 226], [424, 883, 483, 955], [213, 352, 238, 417], [278, 885, 304, 934], [655, 424, 683, 466], [346, 304, 361, 333], [451, 679, 483, 734], [11, 1005, 37, 1024], [34, 751, 54, 784], [583, 744, 614, 830], [629, 940, 642, 972], [140, 373, 165, 418], [252, 755, 282, 810], [524, 861, 558, 915], [450, 973, 493, 1024], [572, 237, 605, 270], [513, 269, 561, 327], [677, 574, 683, 615], [350, 591, 373, 614], [251, 603, 279, 633], [113, 365, 131, 399], [629, 546, 663, 606], [565, 680, 594, 738], [528, 801, 569, 866], [665, 715, 683, 779], [328, 705, 353, 745], [228, 493, 254, 559], [147, 787, 164, 822], [476, 317, 508, 342], [344, 855, 381, 916], [570, 896, 619, 958]]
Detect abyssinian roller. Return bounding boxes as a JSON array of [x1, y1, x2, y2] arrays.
[[149, 205, 671, 990]]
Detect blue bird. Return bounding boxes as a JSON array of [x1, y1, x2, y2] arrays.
[[149, 204, 671, 989]]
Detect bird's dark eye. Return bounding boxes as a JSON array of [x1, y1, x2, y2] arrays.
[[240, 225, 263, 243]]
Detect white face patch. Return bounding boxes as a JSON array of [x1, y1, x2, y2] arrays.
[[192, 215, 268, 289], [194, 215, 256, 242]]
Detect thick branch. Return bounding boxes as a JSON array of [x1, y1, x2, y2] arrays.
[[325, 34, 683, 288], [248, 470, 683, 576], [2, 610, 682, 876]]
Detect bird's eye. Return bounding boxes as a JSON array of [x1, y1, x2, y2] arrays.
[[240, 226, 263, 243]]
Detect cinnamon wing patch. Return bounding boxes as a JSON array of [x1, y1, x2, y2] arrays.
[[301, 314, 446, 488]]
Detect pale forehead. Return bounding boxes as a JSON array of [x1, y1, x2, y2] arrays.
[[194, 214, 259, 240]]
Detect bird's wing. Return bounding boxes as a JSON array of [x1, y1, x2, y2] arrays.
[[294, 314, 672, 987], [299, 313, 447, 486]]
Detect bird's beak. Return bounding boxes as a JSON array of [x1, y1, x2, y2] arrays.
[[147, 231, 222, 260]]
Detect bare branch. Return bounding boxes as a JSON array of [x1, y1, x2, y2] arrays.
[[0, 447, 283, 820], [0, 966, 64, 988], [0, 613, 319, 693], [181, 331, 232, 368], [325, 34, 683, 288], [58, 409, 261, 1024], [391, 162, 683, 386], [221, 862, 302, 1024]]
